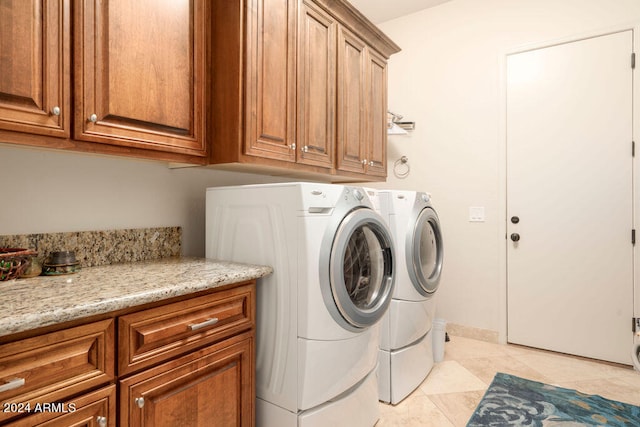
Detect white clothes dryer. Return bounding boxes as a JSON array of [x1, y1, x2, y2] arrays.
[[206, 183, 396, 427], [377, 190, 444, 405]]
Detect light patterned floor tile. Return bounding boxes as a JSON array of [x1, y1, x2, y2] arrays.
[[457, 355, 550, 384], [377, 393, 455, 426], [428, 391, 486, 427], [418, 361, 487, 395], [376, 335, 640, 426]]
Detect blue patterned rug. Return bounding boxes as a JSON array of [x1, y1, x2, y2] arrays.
[[467, 372, 640, 426]]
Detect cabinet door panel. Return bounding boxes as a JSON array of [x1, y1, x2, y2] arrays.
[[337, 26, 366, 174], [6, 385, 116, 427], [366, 49, 388, 177], [0, 320, 114, 424], [244, 0, 296, 161], [297, 1, 335, 168], [0, 0, 69, 137], [75, 0, 205, 155], [120, 332, 254, 427]]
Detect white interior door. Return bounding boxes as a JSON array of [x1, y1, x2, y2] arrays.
[[506, 30, 634, 364]]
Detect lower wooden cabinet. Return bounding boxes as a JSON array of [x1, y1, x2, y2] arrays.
[[119, 332, 254, 427], [0, 281, 256, 427], [5, 385, 116, 427]]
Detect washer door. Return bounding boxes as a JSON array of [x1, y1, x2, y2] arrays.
[[407, 207, 443, 296], [324, 208, 395, 330]]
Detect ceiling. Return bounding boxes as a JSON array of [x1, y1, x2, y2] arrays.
[[349, 0, 453, 24]]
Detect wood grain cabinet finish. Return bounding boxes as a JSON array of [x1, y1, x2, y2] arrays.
[[244, 0, 298, 162], [0, 281, 256, 427], [0, 320, 115, 424], [297, 0, 336, 169], [5, 385, 116, 427], [118, 283, 255, 376], [74, 0, 207, 156], [337, 26, 389, 177], [120, 332, 254, 427], [0, 0, 70, 137], [211, 0, 399, 181]]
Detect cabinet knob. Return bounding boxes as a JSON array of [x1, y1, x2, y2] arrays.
[[362, 159, 368, 165], [135, 397, 145, 408], [96, 416, 107, 427], [51, 106, 61, 116], [302, 146, 309, 153], [369, 161, 374, 167], [289, 143, 296, 150], [88, 114, 98, 123]]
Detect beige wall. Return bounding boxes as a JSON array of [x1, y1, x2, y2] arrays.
[[0, 144, 286, 257], [375, 0, 640, 336]]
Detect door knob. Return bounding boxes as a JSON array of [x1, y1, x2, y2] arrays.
[[510, 233, 520, 242], [511, 216, 520, 224]]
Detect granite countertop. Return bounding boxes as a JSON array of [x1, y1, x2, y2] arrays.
[[0, 257, 272, 338]]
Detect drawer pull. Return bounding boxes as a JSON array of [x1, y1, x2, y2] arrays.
[[96, 416, 107, 427], [135, 397, 145, 408], [189, 317, 219, 331], [0, 377, 25, 393]]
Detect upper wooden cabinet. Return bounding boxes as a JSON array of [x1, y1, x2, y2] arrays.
[[0, 0, 207, 162], [211, 0, 399, 181], [0, 0, 70, 138], [297, 0, 336, 169], [324, 13, 391, 178], [74, 0, 206, 156]]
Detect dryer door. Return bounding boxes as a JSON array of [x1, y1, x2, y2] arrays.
[[323, 208, 395, 331], [408, 207, 443, 296]]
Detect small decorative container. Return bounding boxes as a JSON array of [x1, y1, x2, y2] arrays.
[[43, 250, 81, 275], [0, 248, 38, 281]]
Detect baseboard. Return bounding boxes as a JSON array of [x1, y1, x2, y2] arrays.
[[446, 323, 499, 344]]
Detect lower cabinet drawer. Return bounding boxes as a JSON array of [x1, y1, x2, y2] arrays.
[[118, 283, 255, 375], [5, 384, 116, 427], [0, 319, 115, 424]]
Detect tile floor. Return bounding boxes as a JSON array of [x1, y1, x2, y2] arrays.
[[377, 335, 640, 426]]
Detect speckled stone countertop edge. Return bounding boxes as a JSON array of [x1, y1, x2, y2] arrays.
[[0, 257, 272, 338]]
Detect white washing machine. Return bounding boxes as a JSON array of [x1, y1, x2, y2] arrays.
[[377, 190, 444, 405], [206, 182, 396, 427]]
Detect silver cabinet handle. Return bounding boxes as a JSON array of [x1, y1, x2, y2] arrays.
[[369, 161, 374, 167], [189, 317, 219, 331], [88, 114, 98, 123], [96, 416, 107, 427], [51, 106, 61, 116], [0, 377, 25, 393], [302, 146, 309, 153], [361, 159, 368, 165], [288, 143, 296, 150], [135, 397, 145, 409]]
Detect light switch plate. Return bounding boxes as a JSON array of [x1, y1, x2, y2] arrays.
[[469, 207, 485, 222]]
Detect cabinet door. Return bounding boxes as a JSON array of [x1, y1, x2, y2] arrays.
[[365, 48, 388, 177], [6, 385, 116, 427], [0, 0, 70, 137], [297, 1, 335, 169], [120, 332, 254, 427], [0, 319, 115, 424], [336, 26, 366, 174], [75, 0, 206, 156], [244, 0, 297, 162]]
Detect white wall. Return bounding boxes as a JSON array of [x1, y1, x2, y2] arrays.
[[375, 0, 640, 335], [0, 144, 287, 256]]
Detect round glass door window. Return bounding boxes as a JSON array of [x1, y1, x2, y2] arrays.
[[409, 207, 443, 295], [327, 208, 395, 330]]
